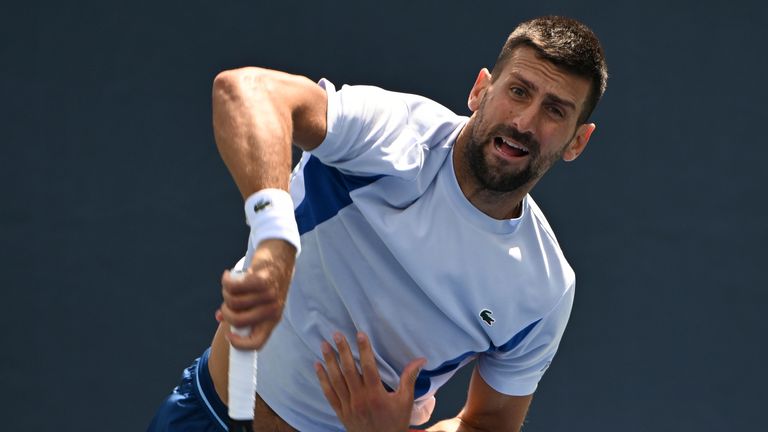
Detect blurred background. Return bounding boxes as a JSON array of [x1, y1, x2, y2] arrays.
[[2, 0, 766, 430]]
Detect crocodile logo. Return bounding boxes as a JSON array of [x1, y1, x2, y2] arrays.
[[253, 199, 272, 213], [479, 309, 495, 326]]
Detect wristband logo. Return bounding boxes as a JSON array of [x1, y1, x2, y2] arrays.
[[479, 309, 495, 326], [253, 199, 272, 213]]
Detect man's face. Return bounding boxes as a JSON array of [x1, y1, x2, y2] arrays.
[[463, 46, 594, 193]]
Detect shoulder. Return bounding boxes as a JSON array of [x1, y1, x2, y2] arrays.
[[322, 79, 457, 130], [524, 196, 562, 248], [310, 79, 465, 178], [518, 195, 576, 297]]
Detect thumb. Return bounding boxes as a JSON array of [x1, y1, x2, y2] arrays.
[[397, 358, 427, 399]]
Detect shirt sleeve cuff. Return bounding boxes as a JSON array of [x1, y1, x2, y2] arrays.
[[476, 357, 540, 396], [309, 78, 342, 162]]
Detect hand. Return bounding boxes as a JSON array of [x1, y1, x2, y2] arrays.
[[315, 331, 427, 432], [217, 239, 296, 350]]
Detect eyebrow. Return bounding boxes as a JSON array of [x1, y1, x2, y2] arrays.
[[512, 72, 577, 112]]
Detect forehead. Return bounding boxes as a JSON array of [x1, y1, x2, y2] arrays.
[[497, 46, 591, 108]]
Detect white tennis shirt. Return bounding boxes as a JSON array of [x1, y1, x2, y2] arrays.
[[248, 79, 575, 431]]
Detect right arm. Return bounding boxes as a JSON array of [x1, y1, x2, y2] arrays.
[[212, 67, 327, 198], [212, 68, 328, 351]]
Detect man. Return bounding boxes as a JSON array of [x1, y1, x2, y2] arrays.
[[149, 15, 607, 432]]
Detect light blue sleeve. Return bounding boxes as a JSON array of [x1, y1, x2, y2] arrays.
[[477, 286, 575, 396], [310, 78, 459, 178]]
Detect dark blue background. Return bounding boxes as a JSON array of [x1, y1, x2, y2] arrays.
[[2, 1, 766, 430]]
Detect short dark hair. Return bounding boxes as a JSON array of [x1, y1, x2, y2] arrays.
[[491, 16, 608, 123]]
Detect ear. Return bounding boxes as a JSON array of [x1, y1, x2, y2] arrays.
[[467, 68, 492, 112], [562, 123, 595, 162]]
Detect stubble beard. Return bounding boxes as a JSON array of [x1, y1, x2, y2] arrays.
[[463, 102, 569, 194]]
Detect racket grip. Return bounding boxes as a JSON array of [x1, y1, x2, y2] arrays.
[[228, 270, 258, 425], [228, 419, 255, 432]]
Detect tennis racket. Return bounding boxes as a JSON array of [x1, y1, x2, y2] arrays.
[[228, 258, 257, 431]]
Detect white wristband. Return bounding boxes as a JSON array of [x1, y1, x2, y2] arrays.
[[244, 189, 301, 256]]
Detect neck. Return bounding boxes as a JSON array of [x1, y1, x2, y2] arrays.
[[452, 122, 534, 220]]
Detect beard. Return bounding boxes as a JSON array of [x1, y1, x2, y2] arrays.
[[463, 105, 564, 193]]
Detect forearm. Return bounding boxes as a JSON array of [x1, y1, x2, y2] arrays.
[[423, 417, 498, 432], [212, 67, 294, 198], [212, 68, 322, 352], [423, 417, 468, 431]]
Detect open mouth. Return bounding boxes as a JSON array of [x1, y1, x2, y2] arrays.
[[493, 136, 529, 158]]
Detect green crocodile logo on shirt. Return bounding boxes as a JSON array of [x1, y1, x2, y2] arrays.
[[480, 309, 495, 326]]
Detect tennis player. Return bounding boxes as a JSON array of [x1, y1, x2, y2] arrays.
[[149, 15, 608, 432]]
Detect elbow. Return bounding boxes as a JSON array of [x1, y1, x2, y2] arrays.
[[212, 67, 270, 107], [212, 69, 236, 101]]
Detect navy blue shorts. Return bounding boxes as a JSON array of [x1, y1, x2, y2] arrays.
[[148, 348, 228, 431]]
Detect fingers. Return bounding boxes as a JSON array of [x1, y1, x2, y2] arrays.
[[397, 357, 427, 400], [227, 321, 274, 350], [221, 269, 278, 298], [356, 332, 382, 387], [218, 248, 294, 351], [219, 268, 283, 330], [316, 329, 428, 428], [333, 333, 363, 393], [315, 362, 342, 414], [320, 340, 351, 403], [222, 288, 278, 311], [316, 332, 365, 410], [218, 284, 282, 350], [218, 301, 281, 329]]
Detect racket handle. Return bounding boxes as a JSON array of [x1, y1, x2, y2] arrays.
[[228, 419, 255, 432], [228, 270, 258, 426]]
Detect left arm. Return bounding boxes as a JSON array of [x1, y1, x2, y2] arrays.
[[315, 332, 426, 432], [425, 367, 532, 432], [316, 331, 532, 432]]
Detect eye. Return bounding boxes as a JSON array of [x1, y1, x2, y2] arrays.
[[510, 86, 526, 97], [546, 105, 565, 118]]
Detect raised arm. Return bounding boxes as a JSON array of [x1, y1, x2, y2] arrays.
[[212, 67, 327, 198], [212, 68, 327, 351]]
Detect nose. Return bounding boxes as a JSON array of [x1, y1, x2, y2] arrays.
[[510, 102, 538, 135]]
